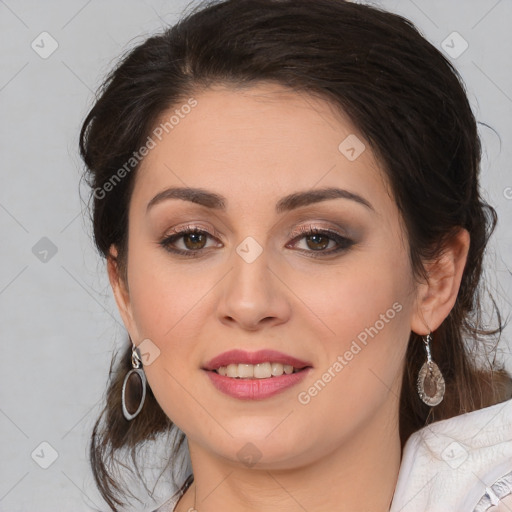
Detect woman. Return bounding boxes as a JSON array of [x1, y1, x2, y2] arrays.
[[79, 1, 512, 510]]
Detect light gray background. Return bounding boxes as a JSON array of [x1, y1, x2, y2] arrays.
[[1, 1, 511, 511]]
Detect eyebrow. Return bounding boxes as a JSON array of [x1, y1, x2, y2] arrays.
[[146, 186, 374, 214]]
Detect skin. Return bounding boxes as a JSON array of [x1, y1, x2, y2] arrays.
[[108, 83, 470, 511], [490, 496, 512, 511]]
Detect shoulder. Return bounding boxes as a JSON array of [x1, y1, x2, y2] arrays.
[[390, 398, 512, 512]]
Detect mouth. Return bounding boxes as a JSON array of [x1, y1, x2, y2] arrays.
[[209, 362, 309, 379], [202, 349, 313, 379], [202, 352, 313, 400]]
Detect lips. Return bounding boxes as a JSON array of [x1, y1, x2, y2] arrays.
[[202, 349, 312, 371]]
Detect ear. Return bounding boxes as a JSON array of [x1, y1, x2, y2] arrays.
[[411, 228, 470, 335], [107, 245, 139, 340]]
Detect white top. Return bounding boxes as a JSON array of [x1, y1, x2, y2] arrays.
[[154, 398, 512, 512]]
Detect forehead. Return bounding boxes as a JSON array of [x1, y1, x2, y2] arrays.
[[132, 82, 391, 215]]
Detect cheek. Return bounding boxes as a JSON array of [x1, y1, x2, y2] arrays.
[[126, 241, 211, 340], [293, 246, 413, 350], [292, 251, 413, 413]]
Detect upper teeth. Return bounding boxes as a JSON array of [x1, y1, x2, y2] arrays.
[[215, 362, 300, 379]]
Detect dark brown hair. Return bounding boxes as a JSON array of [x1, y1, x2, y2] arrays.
[[79, 0, 512, 509]]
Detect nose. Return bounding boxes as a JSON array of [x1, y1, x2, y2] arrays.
[[216, 244, 292, 331]]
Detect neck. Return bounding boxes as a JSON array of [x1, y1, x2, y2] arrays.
[[177, 398, 402, 512]]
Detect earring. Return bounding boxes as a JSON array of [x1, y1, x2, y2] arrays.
[[417, 333, 445, 406], [121, 344, 147, 420]]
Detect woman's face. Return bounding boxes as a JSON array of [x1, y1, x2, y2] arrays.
[[111, 82, 427, 468]]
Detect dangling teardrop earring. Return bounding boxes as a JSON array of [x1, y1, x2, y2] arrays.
[[121, 344, 147, 420], [417, 333, 445, 406]]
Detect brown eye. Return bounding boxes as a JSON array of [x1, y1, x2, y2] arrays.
[[287, 226, 354, 258], [182, 232, 207, 250], [304, 233, 330, 251], [159, 227, 221, 256]]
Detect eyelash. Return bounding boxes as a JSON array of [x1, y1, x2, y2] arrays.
[[159, 224, 354, 258]]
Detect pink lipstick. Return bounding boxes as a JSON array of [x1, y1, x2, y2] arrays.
[[202, 349, 312, 400]]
